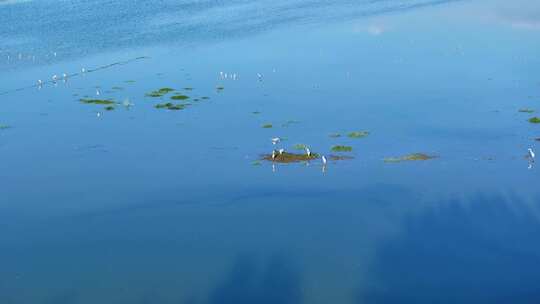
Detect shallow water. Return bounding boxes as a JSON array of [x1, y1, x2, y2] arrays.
[[1, 0, 540, 303]]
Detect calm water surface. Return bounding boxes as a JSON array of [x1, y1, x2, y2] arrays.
[[1, 0, 540, 303]]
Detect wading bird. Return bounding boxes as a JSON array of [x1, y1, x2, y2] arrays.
[[271, 137, 280, 145], [528, 148, 535, 162], [272, 150, 277, 160], [305, 147, 311, 157], [322, 155, 327, 165], [279, 149, 284, 155]]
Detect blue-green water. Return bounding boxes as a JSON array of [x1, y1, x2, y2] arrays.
[[1, 0, 540, 303]]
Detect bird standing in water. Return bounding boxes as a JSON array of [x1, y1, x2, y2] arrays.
[[279, 149, 284, 155], [528, 148, 535, 162], [322, 155, 327, 165], [272, 150, 277, 160], [271, 137, 281, 145], [305, 147, 311, 157]]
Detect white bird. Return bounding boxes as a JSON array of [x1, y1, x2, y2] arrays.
[[62, 73, 68, 79], [122, 98, 133, 108], [272, 150, 277, 160], [257, 73, 263, 81], [322, 155, 327, 165], [528, 148, 535, 162], [279, 148, 284, 155], [96, 89, 100, 96], [52, 74, 58, 82], [37, 79, 43, 86], [305, 147, 311, 157], [271, 137, 281, 145], [81, 68, 86, 73], [96, 112, 102, 118]]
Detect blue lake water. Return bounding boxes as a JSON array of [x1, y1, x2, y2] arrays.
[[1, 0, 540, 303]]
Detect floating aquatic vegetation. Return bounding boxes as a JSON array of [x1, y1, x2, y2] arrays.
[[384, 153, 436, 163], [329, 155, 354, 161], [262, 123, 273, 128], [262, 151, 319, 163], [348, 131, 369, 138], [331, 145, 353, 152], [0, 124, 11, 130], [146, 87, 175, 97], [125, 80, 136, 83], [293, 144, 307, 150], [171, 94, 189, 100], [80, 98, 116, 105], [111, 86, 123, 90], [282, 120, 300, 127], [104, 106, 115, 111], [529, 117, 540, 123], [519, 108, 535, 113], [329, 133, 341, 138], [252, 161, 262, 166], [155, 102, 188, 110]]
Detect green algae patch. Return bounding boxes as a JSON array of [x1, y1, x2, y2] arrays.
[[331, 145, 353, 152], [348, 131, 369, 138], [0, 124, 11, 130], [111, 86, 123, 90], [80, 98, 115, 105], [146, 87, 175, 97], [329, 133, 341, 138], [329, 155, 354, 161], [384, 153, 437, 163], [519, 108, 535, 113], [155, 102, 188, 110], [529, 117, 540, 123], [171, 94, 189, 100], [293, 144, 307, 150], [262, 123, 273, 128], [262, 152, 319, 163]]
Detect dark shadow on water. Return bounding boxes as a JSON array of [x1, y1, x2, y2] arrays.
[[357, 193, 540, 304], [195, 253, 303, 304]]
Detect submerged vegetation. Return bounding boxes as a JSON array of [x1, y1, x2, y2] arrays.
[[80, 98, 115, 105], [331, 145, 353, 152], [384, 153, 437, 163], [348, 131, 369, 138], [528, 117, 540, 123], [262, 151, 319, 163], [519, 108, 535, 113], [262, 123, 273, 128], [104, 106, 115, 111], [0, 124, 11, 130]]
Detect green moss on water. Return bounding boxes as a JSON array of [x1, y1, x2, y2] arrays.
[[331, 145, 353, 152], [293, 144, 307, 150], [155, 102, 188, 110], [529, 117, 540, 123], [80, 98, 115, 105], [262, 152, 319, 163], [348, 131, 369, 138], [384, 153, 436, 163], [262, 124, 273, 128], [519, 108, 535, 113], [171, 95, 189, 100], [104, 106, 115, 111], [146, 87, 175, 97]]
